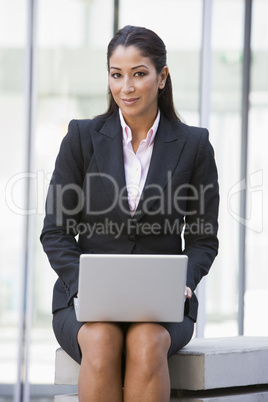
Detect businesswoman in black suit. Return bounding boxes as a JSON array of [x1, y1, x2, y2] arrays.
[[41, 25, 219, 402]]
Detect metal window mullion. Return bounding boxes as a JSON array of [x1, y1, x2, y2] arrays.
[[113, 0, 119, 34], [196, 0, 213, 338], [15, 0, 38, 401], [238, 0, 252, 336], [200, 0, 213, 128]]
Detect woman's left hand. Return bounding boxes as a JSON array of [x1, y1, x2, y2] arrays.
[[185, 286, 192, 299]]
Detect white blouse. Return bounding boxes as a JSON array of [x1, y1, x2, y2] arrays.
[[119, 108, 160, 215]]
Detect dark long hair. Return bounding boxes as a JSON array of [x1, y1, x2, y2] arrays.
[[99, 25, 180, 121]]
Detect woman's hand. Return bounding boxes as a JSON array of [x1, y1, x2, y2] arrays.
[[185, 286, 192, 299]]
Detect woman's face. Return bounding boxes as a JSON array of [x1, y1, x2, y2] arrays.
[[109, 45, 167, 125]]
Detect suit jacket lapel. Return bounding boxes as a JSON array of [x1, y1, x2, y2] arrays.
[[133, 116, 186, 221], [90, 113, 131, 222], [90, 113, 186, 224]]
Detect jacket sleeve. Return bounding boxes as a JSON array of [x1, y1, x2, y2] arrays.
[[183, 129, 219, 292], [40, 120, 85, 304]]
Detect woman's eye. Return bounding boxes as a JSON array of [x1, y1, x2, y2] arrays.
[[134, 72, 145, 77], [111, 73, 121, 78]]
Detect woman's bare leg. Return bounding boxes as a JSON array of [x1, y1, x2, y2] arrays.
[[77, 322, 124, 402], [123, 323, 171, 402]]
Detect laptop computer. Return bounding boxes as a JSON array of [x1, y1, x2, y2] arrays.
[[74, 254, 188, 323]]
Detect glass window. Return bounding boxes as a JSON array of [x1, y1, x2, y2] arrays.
[[119, 0, 202, 124], [244, 0, 268, 336], [205, 0, 245, 337], [0, 0, 27, 392], [28, 0, 114, 386]]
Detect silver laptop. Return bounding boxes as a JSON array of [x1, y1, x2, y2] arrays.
[[74, 254, 188, 323]]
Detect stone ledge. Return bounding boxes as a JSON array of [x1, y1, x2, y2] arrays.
[[55, 336, 268, 397], [55, 348, 80, 386], [54, 394, 78, 402], [54, 389, 268, 402], [168, 336, 268, 390]]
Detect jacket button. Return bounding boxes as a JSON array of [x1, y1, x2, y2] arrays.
[[128, 234, 136, 242]]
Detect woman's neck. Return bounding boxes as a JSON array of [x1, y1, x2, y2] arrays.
[[123, 110, 158, 150], [129, 119, 152, 153]]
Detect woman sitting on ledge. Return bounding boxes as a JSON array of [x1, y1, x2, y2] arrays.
[[41, 25, 219, 402]]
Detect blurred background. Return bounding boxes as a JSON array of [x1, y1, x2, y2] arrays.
[[0, 0, 267, 400]]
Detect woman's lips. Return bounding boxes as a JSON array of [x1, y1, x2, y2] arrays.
[[121, 98, 139, 106]]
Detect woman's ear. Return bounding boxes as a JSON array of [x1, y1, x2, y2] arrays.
[[159, 66, 169, 89]]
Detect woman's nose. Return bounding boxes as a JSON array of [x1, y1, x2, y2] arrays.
[[122, 78, 135, 94]]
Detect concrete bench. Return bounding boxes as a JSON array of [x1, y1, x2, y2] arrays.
[[54, 336, 268, 401]]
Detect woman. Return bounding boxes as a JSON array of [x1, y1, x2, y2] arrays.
[[41, 25, 219, 402]]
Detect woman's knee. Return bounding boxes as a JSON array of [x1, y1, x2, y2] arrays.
[[125, 323, 171, 372], [78, 322, 124, 370]]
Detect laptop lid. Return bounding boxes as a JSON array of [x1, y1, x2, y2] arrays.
[[75, 254, 188, 323]]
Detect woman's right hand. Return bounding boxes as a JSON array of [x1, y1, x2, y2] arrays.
[[185, 286, 192, 300]]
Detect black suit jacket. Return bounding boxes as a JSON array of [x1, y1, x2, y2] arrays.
[[40, 112, 219, 322]]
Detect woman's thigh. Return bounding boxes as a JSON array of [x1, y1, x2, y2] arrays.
[[77, 321, 125, 361], [53, 305, 126, 364], [160, 316, 195, 357], [125, 322, 171, 357], [53, 305, 194, 364], [124, 317, 194, 361]]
